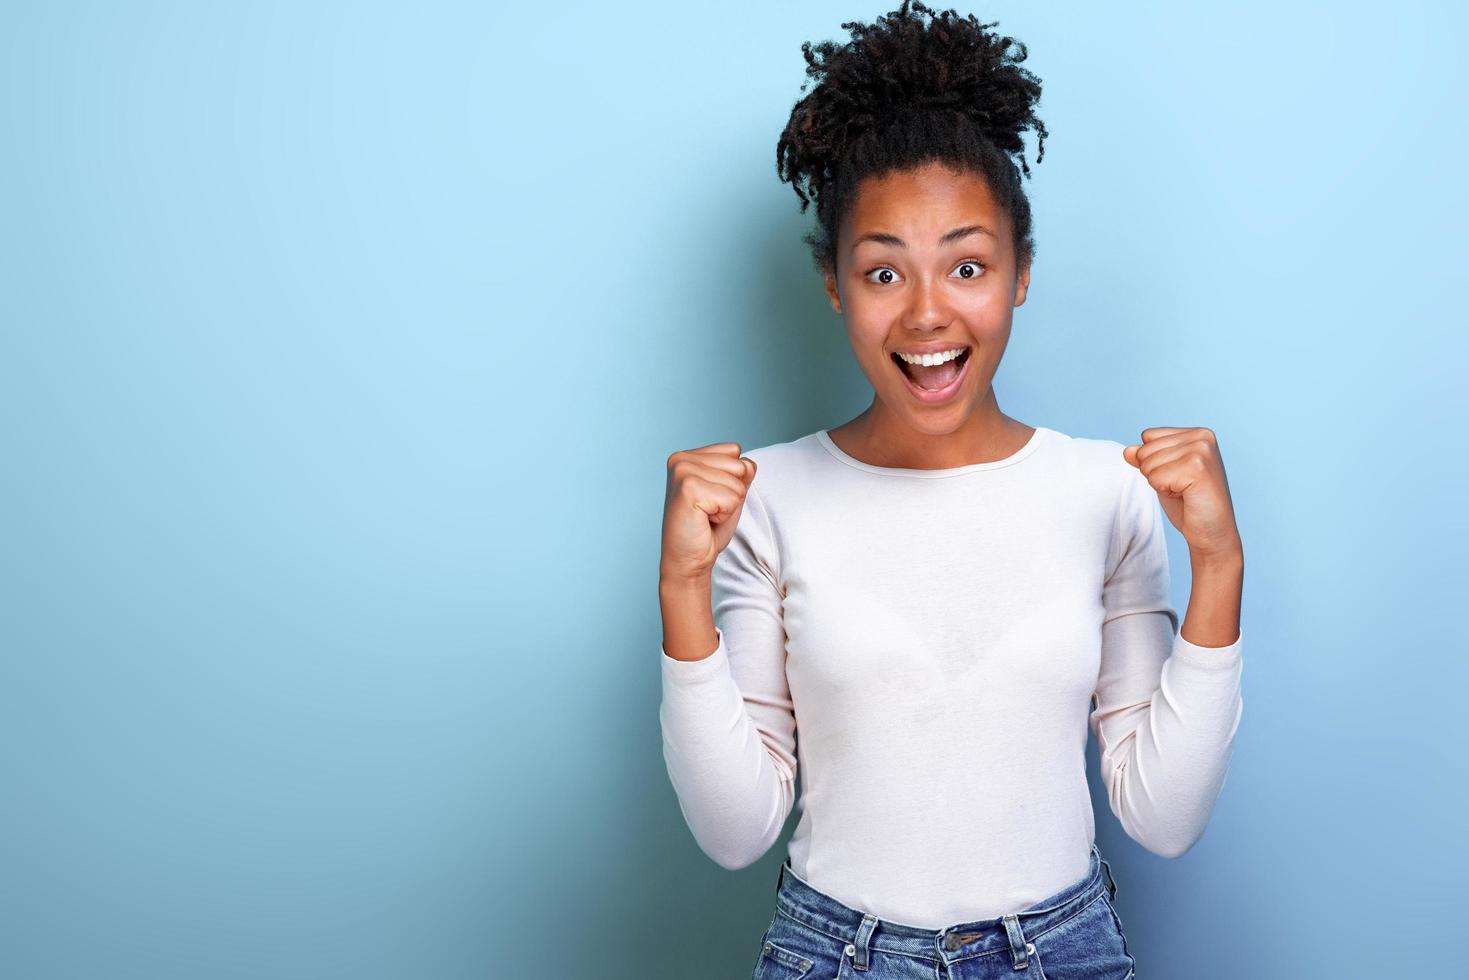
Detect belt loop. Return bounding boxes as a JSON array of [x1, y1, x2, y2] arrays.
[[1001, 913, 1034, 970], [844, 912, 878, 971], [1099, 853, 1118, 901]]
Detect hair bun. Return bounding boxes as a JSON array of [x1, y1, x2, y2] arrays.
[[785, 1, 1046, 194], [777, 1, 1049, 273]]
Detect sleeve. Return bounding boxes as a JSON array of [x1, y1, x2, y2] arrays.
[[658, 481, 798, 870], [1089, 463, 1244, 859]]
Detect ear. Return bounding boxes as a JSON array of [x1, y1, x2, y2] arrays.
[[1012, 257, 1031, 307], [822, 266, 842, 314]]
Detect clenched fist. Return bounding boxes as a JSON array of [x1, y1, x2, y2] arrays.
[[1122, 426, 1243, 561], [661, 441, 758, 582]]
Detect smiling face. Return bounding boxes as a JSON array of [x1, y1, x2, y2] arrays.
[[822, 160, 1031, 443]]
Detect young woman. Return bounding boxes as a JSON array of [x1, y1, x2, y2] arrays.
[[659, 4, 1244, 977]]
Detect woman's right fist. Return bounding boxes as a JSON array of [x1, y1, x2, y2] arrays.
[[661, 442, 757, 581]]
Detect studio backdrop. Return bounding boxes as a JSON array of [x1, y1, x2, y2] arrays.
[[2, 1, 1464, 978]]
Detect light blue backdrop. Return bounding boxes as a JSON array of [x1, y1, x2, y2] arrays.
[[3, 1, 1464, 977]]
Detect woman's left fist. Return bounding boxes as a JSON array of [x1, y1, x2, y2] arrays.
[[1123, 426, 1242, 560]]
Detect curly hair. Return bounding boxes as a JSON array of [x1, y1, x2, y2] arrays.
[[775, 1, 1048, 277]]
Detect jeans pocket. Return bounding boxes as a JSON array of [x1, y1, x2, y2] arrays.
[[752, 910, 849, 980], [1029, 894, 1134, 980], [1101, 894, 1138, 976]]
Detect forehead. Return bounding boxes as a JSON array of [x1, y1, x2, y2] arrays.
[[845, 162, 1006, 242]]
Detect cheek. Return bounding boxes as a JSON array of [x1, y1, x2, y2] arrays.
[[960, 281, 1014, 315], [843, 311, 889, 349], [959, 292, 1017, 339]]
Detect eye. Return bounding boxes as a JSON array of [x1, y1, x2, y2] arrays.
[[861, 261, 986, 285]]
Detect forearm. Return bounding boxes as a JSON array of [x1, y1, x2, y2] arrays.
[[660, 567, 718, 662], [1096, 612, 1245, 858], [1180, 542, 1243, 648], [657, 566, 795, 870], [1116, 544, 1243, 855], [658, 651, 795, 870]]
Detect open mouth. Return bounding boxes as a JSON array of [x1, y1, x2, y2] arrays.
[[891, 346, 972, 398]]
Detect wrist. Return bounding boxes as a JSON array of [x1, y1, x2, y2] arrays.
[[1190, 539, 1244, 572], [660, 565, 712, 593]]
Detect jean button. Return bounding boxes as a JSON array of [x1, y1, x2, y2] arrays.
[[944, 932, 961, 951]]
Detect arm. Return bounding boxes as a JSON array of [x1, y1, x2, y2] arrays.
[[658, 483, 798, 870], [1090, 465, 1245, 859]]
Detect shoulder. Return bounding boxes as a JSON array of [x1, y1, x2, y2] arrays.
[[740, 432, 817, 470], [1039, 427, 1155, 525], [1042, 427, 1138, 486], [738, 430, 827, 499], [1046, 432, 1166, 580]]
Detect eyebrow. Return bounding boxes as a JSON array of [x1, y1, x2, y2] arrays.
[[851, 224, 997, 250]]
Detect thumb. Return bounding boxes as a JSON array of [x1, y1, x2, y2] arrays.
[[741, 457, 757, 483], [1121, 444, 1141, 468]]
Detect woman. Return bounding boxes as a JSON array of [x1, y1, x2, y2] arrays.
[[659, 4, 1244, 977]]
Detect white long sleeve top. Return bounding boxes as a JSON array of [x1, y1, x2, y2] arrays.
[[658, 424, 1244, 929]]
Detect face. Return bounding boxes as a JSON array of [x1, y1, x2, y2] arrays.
[[822, 161, 1030, 438]]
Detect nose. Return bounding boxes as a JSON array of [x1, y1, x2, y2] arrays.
[[904, 273, 952, 333]]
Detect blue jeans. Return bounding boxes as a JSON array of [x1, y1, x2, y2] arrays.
[[752, 844, 1136, 979]]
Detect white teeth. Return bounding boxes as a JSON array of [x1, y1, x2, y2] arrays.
[[896, 347, 966, 367]]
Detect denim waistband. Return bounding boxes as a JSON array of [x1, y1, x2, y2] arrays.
[[773, 844, 1118, 967]]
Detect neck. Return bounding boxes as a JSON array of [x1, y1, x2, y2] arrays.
[[832, 392, 1031, 470]]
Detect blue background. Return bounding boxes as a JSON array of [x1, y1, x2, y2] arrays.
[[3, 1, 1464, 976]]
